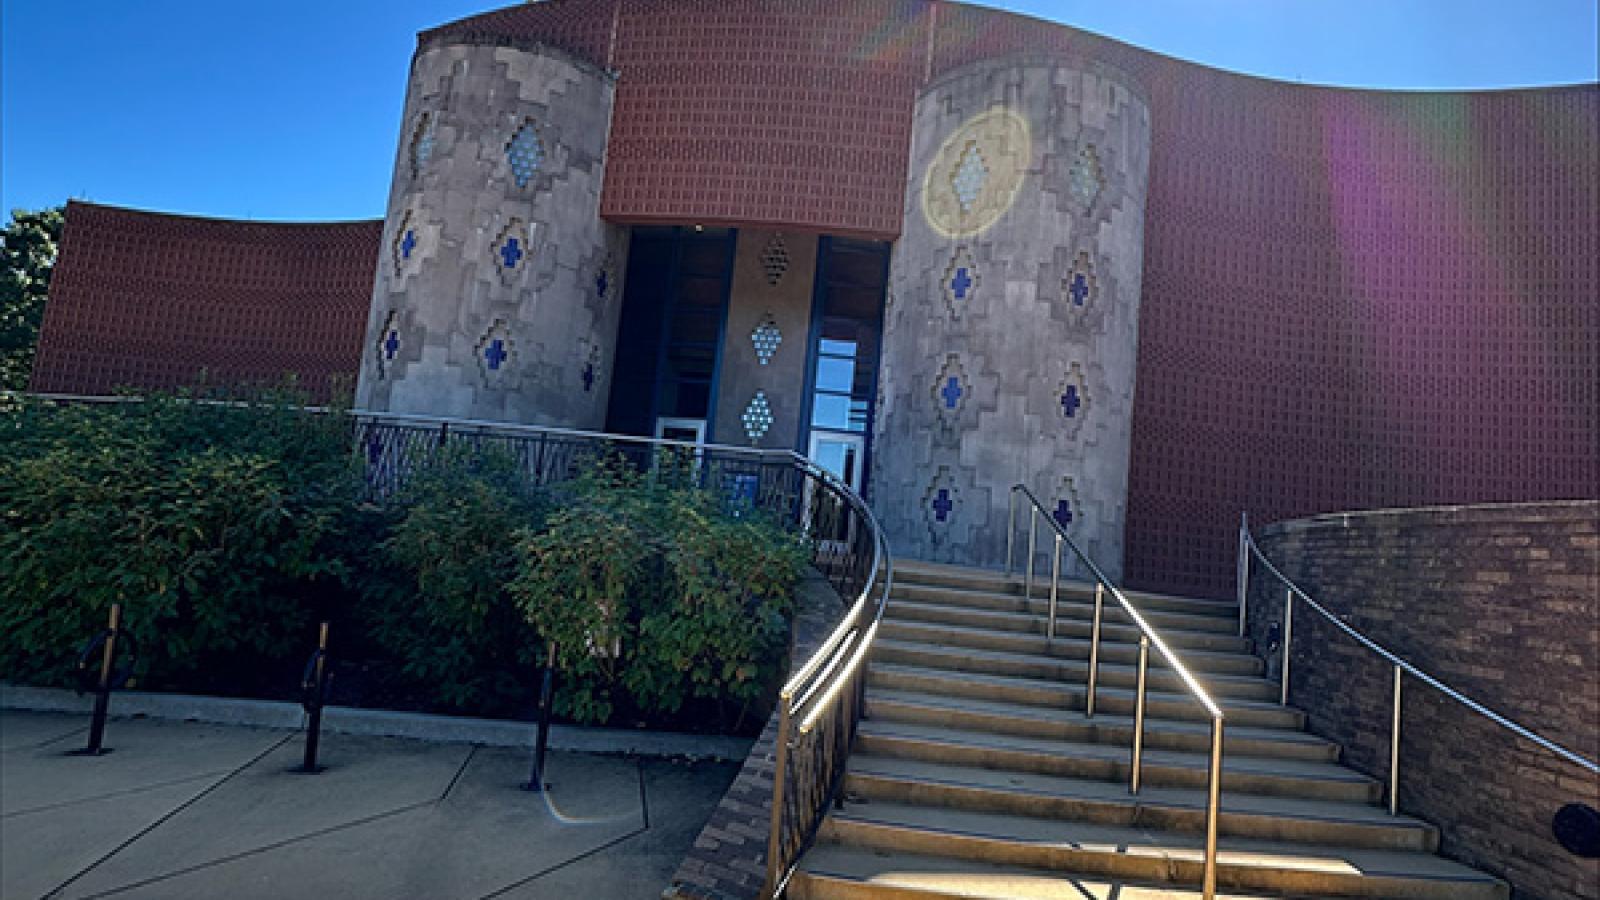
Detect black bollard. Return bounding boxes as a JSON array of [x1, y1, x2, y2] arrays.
[[525, 641, 557, 792], [77, 604, 123, 756], [297, 622, 330, 773]]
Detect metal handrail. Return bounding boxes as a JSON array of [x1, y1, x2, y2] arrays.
[[1008, 484, 1224, 900], [1238, 513, 1599, 818], [762, 460, 893, 899]]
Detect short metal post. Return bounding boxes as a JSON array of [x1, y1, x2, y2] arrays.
[[1130, 635, 1149, 794], [1085, 583, 1104, 718], [1024, 506, 1038, 601], [1202, 717, 1224, 900], [84, 604, 121, 755], [761, 695, 795, 899], [298, 621, 330, 773], [1389, 664, 1402, 816], [1005, 489, 1017, 575], [526, 641, 557, 792], [1047, 535, 1062, 641], [1280, 588, 1293, 706], [1236, 515, 1249, 638]]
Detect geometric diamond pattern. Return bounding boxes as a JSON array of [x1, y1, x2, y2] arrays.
[[951, 141, 989, 213], [1069, 144, 1104, 209], [506, 121, 545, 189], [761, 234, 790, 286], [741, 390, 774, 444], [751, 315, 781, 365], [409, 111, 436, 179]]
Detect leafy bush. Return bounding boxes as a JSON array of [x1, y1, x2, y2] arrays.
[[1, 400, 811, 734], [511, 455, 807, 726], [359, 445, 546, 714], [0, 393, 356, 689]]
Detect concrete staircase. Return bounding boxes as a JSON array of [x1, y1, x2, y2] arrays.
[[790, 560, 1508, 900]]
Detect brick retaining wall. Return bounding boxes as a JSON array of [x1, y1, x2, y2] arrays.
[[664, 569, 843, 900], [1245, 501, 1599, 900]]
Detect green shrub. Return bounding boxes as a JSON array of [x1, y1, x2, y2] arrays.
[[359, 445, 546, 714], [511, 455, 808, 726], [0, 394, 355, 689]]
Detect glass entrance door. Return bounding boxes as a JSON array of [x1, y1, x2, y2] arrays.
[[807, 431, 863, 490], [806, 430, 863, 549]]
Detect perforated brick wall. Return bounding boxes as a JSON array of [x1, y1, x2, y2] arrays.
[[31, 2, 1598, 600], [30, 201, 379, 401], [1245, 502, 1600, 900]]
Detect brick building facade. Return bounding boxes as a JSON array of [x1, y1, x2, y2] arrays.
[[29, 0, 1599, 597]]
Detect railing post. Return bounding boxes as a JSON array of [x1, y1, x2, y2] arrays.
[[1202, 716, 1224, 900], [82, 604, 121, 756], [526, 641, 557, 792], [1280, 587, 1293, 706], [1389, 664, 1402, 816], [297, 621, 330, 773], [1005, 488, 1017, 575], [1024, 506, 1038, 601], [1236, 513, 1249, 638], [1086, 583, 1104, 718], [1047, 534, 1062, 641], [1130, 635, 1149, 794], [762, 695, 794, 900]]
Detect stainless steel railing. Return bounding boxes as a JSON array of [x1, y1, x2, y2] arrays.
[[1237, 511, 1600, 818], [1008, 485, 1224, 900], [761, 460, 892, 899]]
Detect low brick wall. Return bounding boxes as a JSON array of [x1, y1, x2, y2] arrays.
[[1245, 501, 1599, 900], [665, 569, 843, 900]]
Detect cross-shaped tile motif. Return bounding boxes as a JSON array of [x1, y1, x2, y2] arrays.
[[400, 230, 417, 260], [1061, 385, 1081, 418], [1055, 499, 1073, 527], [1069, 273, 1090, 306], [941, 376, 963, 409], [485, 338, 507, 371], [932, 488, 953, 522], [383, 330, 400, 360], [500, 238, 523, 270], [950, 267, 973, 300]]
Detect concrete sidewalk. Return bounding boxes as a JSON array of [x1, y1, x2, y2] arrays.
[[0, 710, 738, 900]]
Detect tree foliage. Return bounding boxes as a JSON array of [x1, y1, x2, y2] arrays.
[[0, 206, 65, 391]]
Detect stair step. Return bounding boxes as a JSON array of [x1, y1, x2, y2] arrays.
[[794, 844, 1286, 900], [844, 755, 1436, 852], [880, 619, 1264, 676], [856, 719, 1378, 803], [886, 601, 1251, 654], [870, 663, 1306, 731], [866, 689, 1340, 763], [892, 560, 1236, 615], [873, 639, 1279, 703], [816, 802, 1502, 899], [892, 582, 1239, 632]]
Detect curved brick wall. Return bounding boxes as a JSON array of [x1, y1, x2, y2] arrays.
[[432, 0, 1599, 594], [32, 2, 1598, 596], [1245, 501, 1599, 900], [30, 201, 379, 401]]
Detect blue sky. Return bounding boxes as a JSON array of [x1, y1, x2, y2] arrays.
[[4, 0, 1596, 222]]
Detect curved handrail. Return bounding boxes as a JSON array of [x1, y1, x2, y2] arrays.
[[1014, 484, 1224, 719], [762, 458, 893, 898], [1009, 484, 1223, 900], [1239, 515, 1599, 776]]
